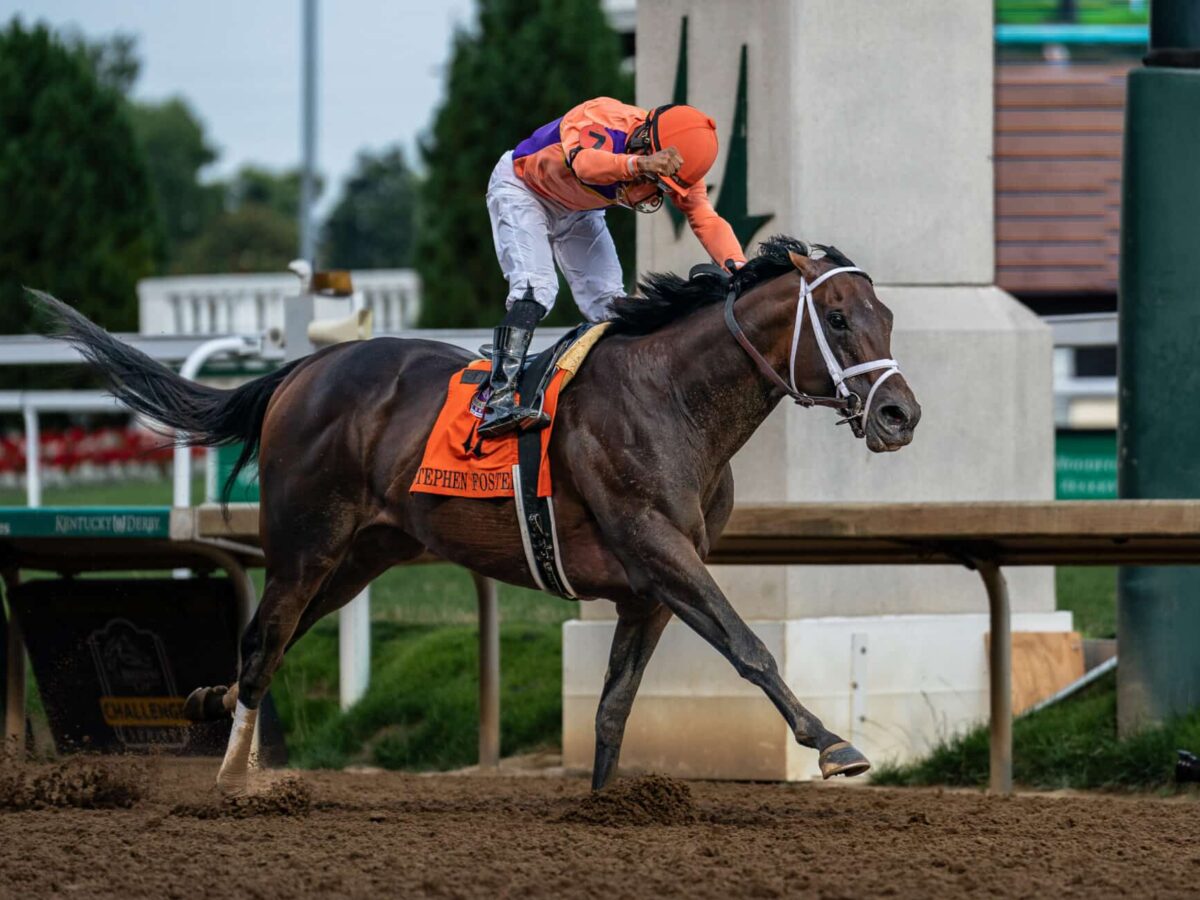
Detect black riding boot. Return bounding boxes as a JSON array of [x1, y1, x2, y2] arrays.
[[477, 296, 545, 438]]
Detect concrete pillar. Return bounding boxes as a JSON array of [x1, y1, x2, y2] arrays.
[[563, 0, 1059, 780]]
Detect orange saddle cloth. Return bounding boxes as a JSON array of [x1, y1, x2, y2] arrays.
[[410, 359, 567, 499]]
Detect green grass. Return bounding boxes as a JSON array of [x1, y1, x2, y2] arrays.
[[1057, 566, 1117, 638], [269, 563, 575, 770], [873, 671, 1200, 791], [0, 473, 197, 506], [273, 620, 564, 770]]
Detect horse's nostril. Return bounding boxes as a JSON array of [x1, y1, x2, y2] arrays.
[[880, 404, 909, 429]]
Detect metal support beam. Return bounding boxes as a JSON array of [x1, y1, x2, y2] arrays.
[[299, 0, 318, 263], [474, 573, 500, 768], [980, 561, 1013, 795]]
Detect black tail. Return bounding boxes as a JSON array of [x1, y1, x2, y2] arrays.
[[28, 289, 302, 502]]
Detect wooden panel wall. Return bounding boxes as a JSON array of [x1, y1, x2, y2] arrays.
[[995, 64, 1128, 296]]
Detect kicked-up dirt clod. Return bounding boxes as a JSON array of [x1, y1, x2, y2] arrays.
[[0, 756, 148, 811], [170, 775, 311, 819], [557, 773, 696, 826]]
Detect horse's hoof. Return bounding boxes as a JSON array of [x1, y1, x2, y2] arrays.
[[216, 770, 249, 797], [184, 685, 230, 722], [819, 741, 871, 779]]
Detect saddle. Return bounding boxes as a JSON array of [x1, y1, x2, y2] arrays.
[[410, 322, 610, 598]]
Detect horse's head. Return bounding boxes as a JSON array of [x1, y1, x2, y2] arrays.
[[780, 247, 920, 453]]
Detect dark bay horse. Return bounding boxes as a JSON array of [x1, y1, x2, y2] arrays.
[[35, 235, 920, 793]]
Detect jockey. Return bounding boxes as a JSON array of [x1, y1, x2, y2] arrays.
[[478, 98, 747, 438]]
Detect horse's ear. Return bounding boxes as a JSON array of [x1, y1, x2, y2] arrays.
[[788, 249, 822, 281]]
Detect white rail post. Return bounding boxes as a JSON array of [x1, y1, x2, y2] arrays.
[[22, 405, 40, 508], [338, 588, 370, 710]]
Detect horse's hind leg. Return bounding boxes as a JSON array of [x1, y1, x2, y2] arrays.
[[183, 551, 390, 724], [213, 531, 424, 794], [592, 601, 673, 790], [215, 563, 333, 794]]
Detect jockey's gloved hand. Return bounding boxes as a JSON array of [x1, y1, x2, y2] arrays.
[[636, 146, 683, 178]]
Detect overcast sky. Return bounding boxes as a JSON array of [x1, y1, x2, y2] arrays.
[[2, 0, 472, 210]]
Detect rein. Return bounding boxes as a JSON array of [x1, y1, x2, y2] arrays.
[[723, 266, 901, 431]]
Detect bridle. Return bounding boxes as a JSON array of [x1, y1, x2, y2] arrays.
[[723, 266, 902, 435]]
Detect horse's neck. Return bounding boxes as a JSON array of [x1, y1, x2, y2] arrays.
[[661, 288, 793, 465]]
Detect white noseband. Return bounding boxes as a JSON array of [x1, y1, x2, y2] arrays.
[[788, 266, 902, 429]]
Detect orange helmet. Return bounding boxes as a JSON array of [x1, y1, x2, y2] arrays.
[[633, 104, 719, 197]]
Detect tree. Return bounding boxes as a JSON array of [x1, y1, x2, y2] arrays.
[[167, 165, 321, 274], [415, 0, 632, 327], [0, 20, 160, 332], [322, 146, 419, 269], [225, 165, 314, 221], [171, 204, 298, 275], [64, 28, 140, 96], [128, 98, 223, 266]]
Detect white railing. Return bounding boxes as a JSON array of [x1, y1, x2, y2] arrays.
[[137, 269, 421, 337]]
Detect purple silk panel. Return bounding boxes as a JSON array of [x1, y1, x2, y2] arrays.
[[513, 117, 564, 160]]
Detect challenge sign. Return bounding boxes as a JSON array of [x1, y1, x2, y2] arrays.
[[11, 578, 238, 755], [88, 618, 190, 749]]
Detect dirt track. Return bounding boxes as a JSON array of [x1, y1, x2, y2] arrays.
[[2, 758, 1199, 899]]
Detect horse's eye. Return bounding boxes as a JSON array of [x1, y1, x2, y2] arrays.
[[827, 312, 849, 331]]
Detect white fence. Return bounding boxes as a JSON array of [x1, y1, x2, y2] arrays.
[[137, 269, 421, 337]]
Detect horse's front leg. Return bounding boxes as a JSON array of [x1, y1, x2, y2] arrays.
[[609, 514, 869, 779], [592, 600, 673, 790]]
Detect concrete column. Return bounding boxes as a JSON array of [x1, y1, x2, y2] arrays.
[[563, 0, 1058, 780]]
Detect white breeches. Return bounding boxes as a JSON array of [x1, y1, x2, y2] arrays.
[[486, 151, 624, 323]]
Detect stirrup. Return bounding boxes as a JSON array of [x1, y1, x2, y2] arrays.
[[478, 407, 532, 438], [478, 394, 548, 438]]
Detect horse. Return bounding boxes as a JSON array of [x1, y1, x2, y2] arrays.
[[33, 235, 920, 794]]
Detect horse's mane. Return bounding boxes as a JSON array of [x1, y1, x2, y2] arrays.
[[608, 235, 868, 336]]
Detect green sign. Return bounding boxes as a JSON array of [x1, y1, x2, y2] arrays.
[[208, 444, 260, 503], [0, 507, 171, 539], [1055, 430, 1117, 500]]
